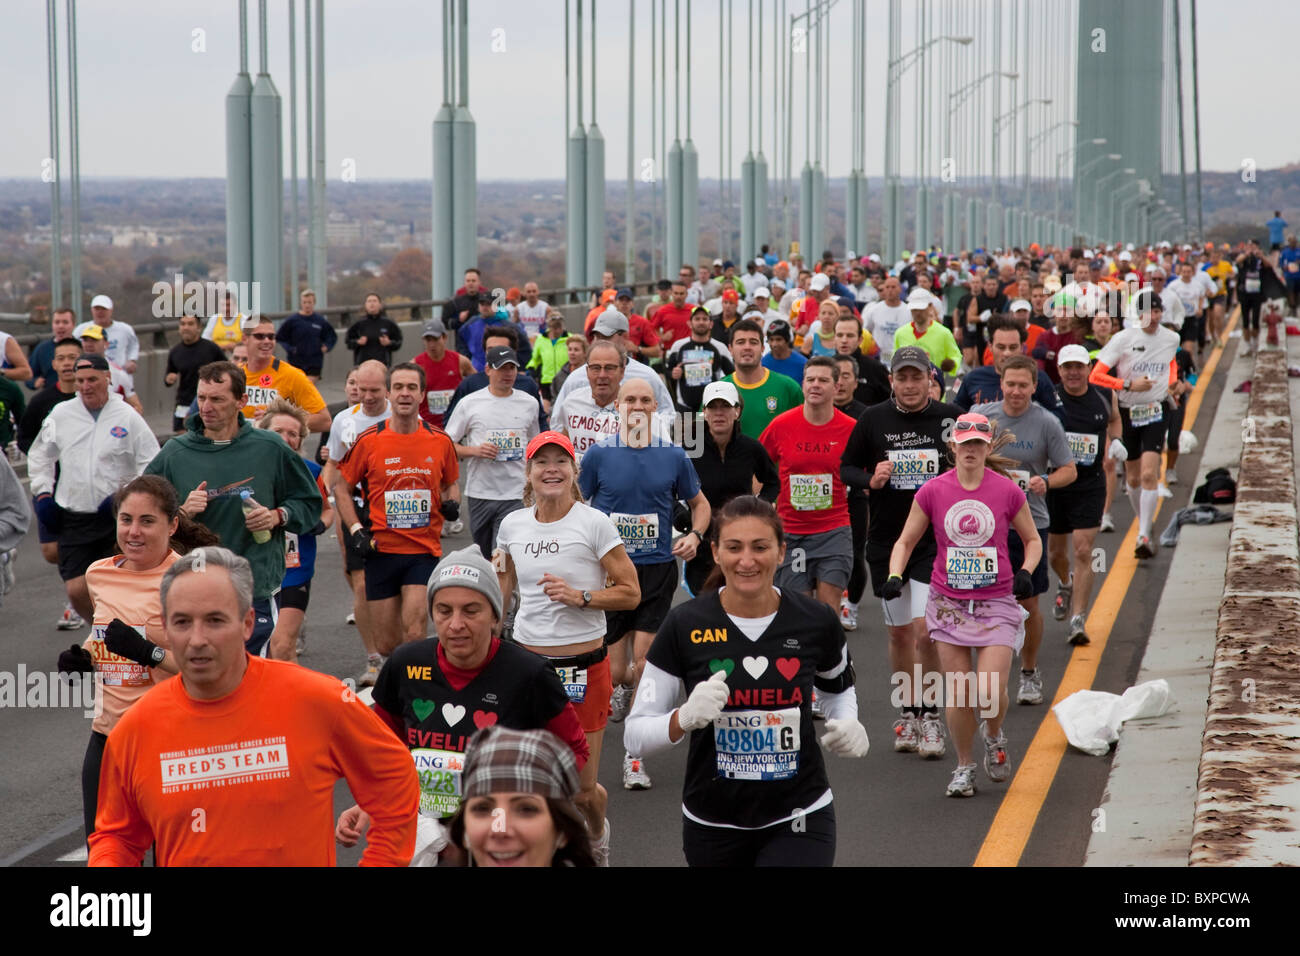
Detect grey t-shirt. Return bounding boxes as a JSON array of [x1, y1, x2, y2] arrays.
[[973, 401, 1074, 528]]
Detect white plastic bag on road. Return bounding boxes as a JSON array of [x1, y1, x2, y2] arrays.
[[1052, 680, 1176, 756]]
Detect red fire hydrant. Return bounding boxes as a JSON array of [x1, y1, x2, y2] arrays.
[[1265, 302, 1282, 348]]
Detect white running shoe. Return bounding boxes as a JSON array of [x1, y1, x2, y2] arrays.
[[981, 723, 1012, 783], [892, 714, 920, 752], [447, 519, 465, 534], [622, 753, 652, 790], [358, 657, 383, 688], [590, 818, 611, 867], [1165, 470, 1178, 486], [56, 604, 85, 631], [1157, 482, 1173, 499], [946, 763, 977, 797], [1099, 512, 1115, 533], [918, 714, 947, 758], [839, 596, 858, 631], [345, 611, 356, 625], [608, 683, 634, 722], [1067, 614, 1090, 646], [1016, 668, 1044, 705]]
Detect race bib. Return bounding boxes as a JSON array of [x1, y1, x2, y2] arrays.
[[412, 748, 464, 818], [887, 449, 940, 490], [385, 489, 432, 529], [1128, 401, 1162, 427], [789, 473, 833, 511], [1008, 469, 1032, 494], [1244, 275, 1261, 294], [487, 429, 524, 462], [284, 531, 301, 569], [88, 623, 151, 687], [554, 665, 588, 703], [713, 708, 801, 781], [611, 512, 660, 555], [945, 547, 999, 590], [684, 362, 713, 386], [427, 390, 453, 415], [1065, 432, 1099, 468]]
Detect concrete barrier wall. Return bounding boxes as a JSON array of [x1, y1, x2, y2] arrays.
[[1190, 346, 1300, 865], [75, 303, 609, 433]]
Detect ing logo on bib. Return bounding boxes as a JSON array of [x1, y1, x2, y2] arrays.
[[943, 499, 996, 547]]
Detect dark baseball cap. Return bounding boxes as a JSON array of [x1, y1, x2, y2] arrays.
[[74, 354, 110, 372], [766, 319, 793, 340], [616, 287, 634, 300], [477, 290, 495, 305], [486, 346, 520, 368], [890, 345, 932, 374]]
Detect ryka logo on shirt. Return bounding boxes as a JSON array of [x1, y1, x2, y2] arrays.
[[110, 426, 128, 438]]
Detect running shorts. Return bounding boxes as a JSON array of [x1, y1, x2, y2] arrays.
[[1047, 478, 1105, 534], [605, 560, 678, 644], [365, 550, 440, 601], [1119, 404, 1167, 457], [1007, 526, 1050, 597], [776, 526, 853, 593]]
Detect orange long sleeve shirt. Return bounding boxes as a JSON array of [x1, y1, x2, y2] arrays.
[[88, 656, 418, 867]]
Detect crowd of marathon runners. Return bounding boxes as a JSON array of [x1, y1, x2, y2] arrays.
[[0, 226, 1295, 866]]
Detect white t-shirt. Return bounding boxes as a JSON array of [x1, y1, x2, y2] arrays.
[[325, 401, 392, 463], [109, 362, 136, 399], [73, 321, 140, 368], [497, 502, 625, 648], [864, 302, 911, 361], [779, 288, 807, 316], [1096, 326, 1181, 407], [515, 300, 549, 342], [443, 388, 541, 500], [742, 271, 770, 290], [551, 354, 675, 417], [1168, 277, 1206, 315]]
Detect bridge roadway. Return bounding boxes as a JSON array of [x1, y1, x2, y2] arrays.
[[0, 340, 1237, 868]]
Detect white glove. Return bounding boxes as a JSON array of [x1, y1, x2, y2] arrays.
[[410, 815, 449, 867], [1108, 438, 1128, 462], [820, 718, 870, 758], [677, 670, 730, 731]]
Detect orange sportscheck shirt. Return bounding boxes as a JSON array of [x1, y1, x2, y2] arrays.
[[88, 656, 418, 867]]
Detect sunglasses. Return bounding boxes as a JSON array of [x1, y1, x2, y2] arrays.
[[248, 332, 275, 341], [953, 420, 992, 434]]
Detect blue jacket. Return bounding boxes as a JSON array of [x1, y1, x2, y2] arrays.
[[459, 312, 533, 372], [276, 312, 338, 368], [953, 365, 1066, 422]]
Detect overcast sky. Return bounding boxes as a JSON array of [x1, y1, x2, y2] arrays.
[[2, 0, 1296, 183]]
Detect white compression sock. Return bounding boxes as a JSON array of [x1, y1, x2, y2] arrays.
[[1139, 488, 1159, 540], [1126, 485, 1142, 519]]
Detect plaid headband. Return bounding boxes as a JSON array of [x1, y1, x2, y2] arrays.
[[461, 725, 580, 801]]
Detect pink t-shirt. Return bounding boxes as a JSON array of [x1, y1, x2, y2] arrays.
[[914, 469, 1027, 599]]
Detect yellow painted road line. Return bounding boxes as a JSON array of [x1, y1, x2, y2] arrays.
[[973, 308, 1240, 867]]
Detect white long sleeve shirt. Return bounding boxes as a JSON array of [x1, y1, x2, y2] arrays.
[[27, 394, 160, 513]]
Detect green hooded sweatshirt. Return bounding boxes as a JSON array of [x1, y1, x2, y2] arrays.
[[525, 331, 571, 385], [145, 414, 323, 598]]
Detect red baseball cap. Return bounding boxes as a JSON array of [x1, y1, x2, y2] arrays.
[[952, 413, 993, 443], [526, 430, 576, 460], [721, 289, 739, 303]]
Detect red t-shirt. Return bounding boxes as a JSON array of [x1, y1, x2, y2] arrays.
[[414, 350, 464, 427], [626, 313, 661, 352], [759, 407, 857, 535], [651, 303, 693, 347]]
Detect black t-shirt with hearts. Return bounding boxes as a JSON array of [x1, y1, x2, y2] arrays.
[[373, 638, 571, 818], [647, 589, 854, 829]]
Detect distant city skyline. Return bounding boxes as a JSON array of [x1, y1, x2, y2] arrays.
[[3, 0, 1296, 184]]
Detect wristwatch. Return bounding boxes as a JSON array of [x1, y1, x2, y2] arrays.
[[149, 644, 166, 666], [690, 529, 706, 544], [581, 591, 593, 608]]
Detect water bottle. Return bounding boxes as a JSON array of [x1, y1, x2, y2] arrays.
[[240, 489, 272, 544]]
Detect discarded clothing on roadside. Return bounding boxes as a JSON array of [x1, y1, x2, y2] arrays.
[[1053, 680, 1177, 757], [1158, 504, 1233, 548]]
